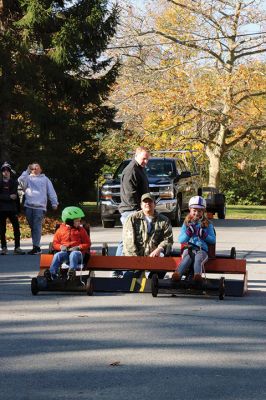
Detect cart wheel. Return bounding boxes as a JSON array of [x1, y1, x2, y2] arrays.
[[102, 243, 108, 256], [86, 278, 94, 296], [230, 247, 236, 259], [31, 278, 39, 295], [151, 274, 159, 298], [219, 277, 225, 300]]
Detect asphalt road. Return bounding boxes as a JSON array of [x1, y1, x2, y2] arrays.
[[0, 219, 266, 400]]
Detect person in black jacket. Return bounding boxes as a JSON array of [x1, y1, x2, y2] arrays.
[[119, 146, 150, 218], [115, 146, 150, 262], [0, 162, 25, 255]]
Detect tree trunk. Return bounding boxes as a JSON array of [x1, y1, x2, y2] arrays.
[[0, 0, 12, 161], [0, 66, 12, 161], [205, 146, 222, 188], [0, 114, 11, 161]]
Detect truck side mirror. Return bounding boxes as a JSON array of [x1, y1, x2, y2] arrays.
[[103, 173, 113, 180], [179, 171, 191, 179]]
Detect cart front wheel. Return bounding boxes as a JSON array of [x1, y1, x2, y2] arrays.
[[31, 278, 39, 295], [219, 277, 225, 300], [86, 278, 94, 296], [151, 274, 159, 298]]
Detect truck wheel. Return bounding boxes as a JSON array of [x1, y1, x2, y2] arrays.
[[215, 194, 226, 219], [218, 206, 226, 219], [151, 274, 159, 297], [31, 278, 39, 295], [102, 220, 115, 228], [172, 201, 182, 227]]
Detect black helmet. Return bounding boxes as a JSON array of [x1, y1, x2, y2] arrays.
[[1, 162, 12, 172]]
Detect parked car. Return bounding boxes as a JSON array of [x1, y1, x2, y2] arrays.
[[100, 151, 203, 227]]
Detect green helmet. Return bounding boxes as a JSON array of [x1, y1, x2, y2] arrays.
[[61, 206, 85, 222]]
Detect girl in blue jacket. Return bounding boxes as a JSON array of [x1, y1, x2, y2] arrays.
[[172, 196, 216, 282]]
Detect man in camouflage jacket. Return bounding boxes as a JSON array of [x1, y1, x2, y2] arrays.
[[123, 193, 173, 257]]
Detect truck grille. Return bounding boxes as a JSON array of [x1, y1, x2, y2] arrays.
[[110, 186, 162, 205]]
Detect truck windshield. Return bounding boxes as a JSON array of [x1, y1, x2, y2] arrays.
[[146, 160, 174, 177], [113, 159, 175, 179]]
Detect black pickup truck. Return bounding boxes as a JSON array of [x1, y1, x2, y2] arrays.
[[100, 152, 203, 227]]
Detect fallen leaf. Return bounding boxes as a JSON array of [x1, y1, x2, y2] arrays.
[[110, 361, 121, 366]]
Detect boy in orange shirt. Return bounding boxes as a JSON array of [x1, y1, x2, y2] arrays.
[[45, 206, 91, 280]]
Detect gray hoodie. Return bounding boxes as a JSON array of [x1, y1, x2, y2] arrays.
[[18, 170, 58, 211]]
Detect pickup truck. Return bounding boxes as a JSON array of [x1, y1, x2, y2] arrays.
[[100, 152, 203, 227]]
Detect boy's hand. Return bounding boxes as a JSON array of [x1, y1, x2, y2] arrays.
[[60, 245, 68, 251], [69, 246, 80, 251]]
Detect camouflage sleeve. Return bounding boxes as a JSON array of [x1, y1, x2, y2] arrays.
[[157, 219, 174, 251], [122, 215, 138, 256]]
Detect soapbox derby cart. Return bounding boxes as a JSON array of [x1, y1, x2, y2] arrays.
[[30, 243, 108, 296], [31, 241, 247, 298]]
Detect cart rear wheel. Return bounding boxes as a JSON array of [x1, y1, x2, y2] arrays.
[[31, 278, 39, 295], [219, 277, 225, 300], [151, 274, 159, 297], [86, 278, 94, 296], [102, 243, 108, 256]]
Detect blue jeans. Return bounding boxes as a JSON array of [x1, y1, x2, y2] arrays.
[[115, 211, 135, 256], [177, 248, 208, 276], [49, 251, 83, 275], [114, 211, 135, 277], [25, 207, 45, 247]]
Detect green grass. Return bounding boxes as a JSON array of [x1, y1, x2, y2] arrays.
[[226, 205, 266, 219], [81, 202, 266, 219], [81, 201, 100, 212]]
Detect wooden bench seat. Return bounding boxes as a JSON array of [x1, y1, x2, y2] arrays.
[[40, 254, 246, 273]]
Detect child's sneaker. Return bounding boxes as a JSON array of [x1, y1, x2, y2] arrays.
[[193, 273, 203, 282], [112, 271, 124, 278], [172, 272, 181, 282], [44, 269, 58, 281], [14, 247, 26, 255], [44, 269, 52, 281], [1, 247, 7, 255], [68, 269, 76, 280]]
